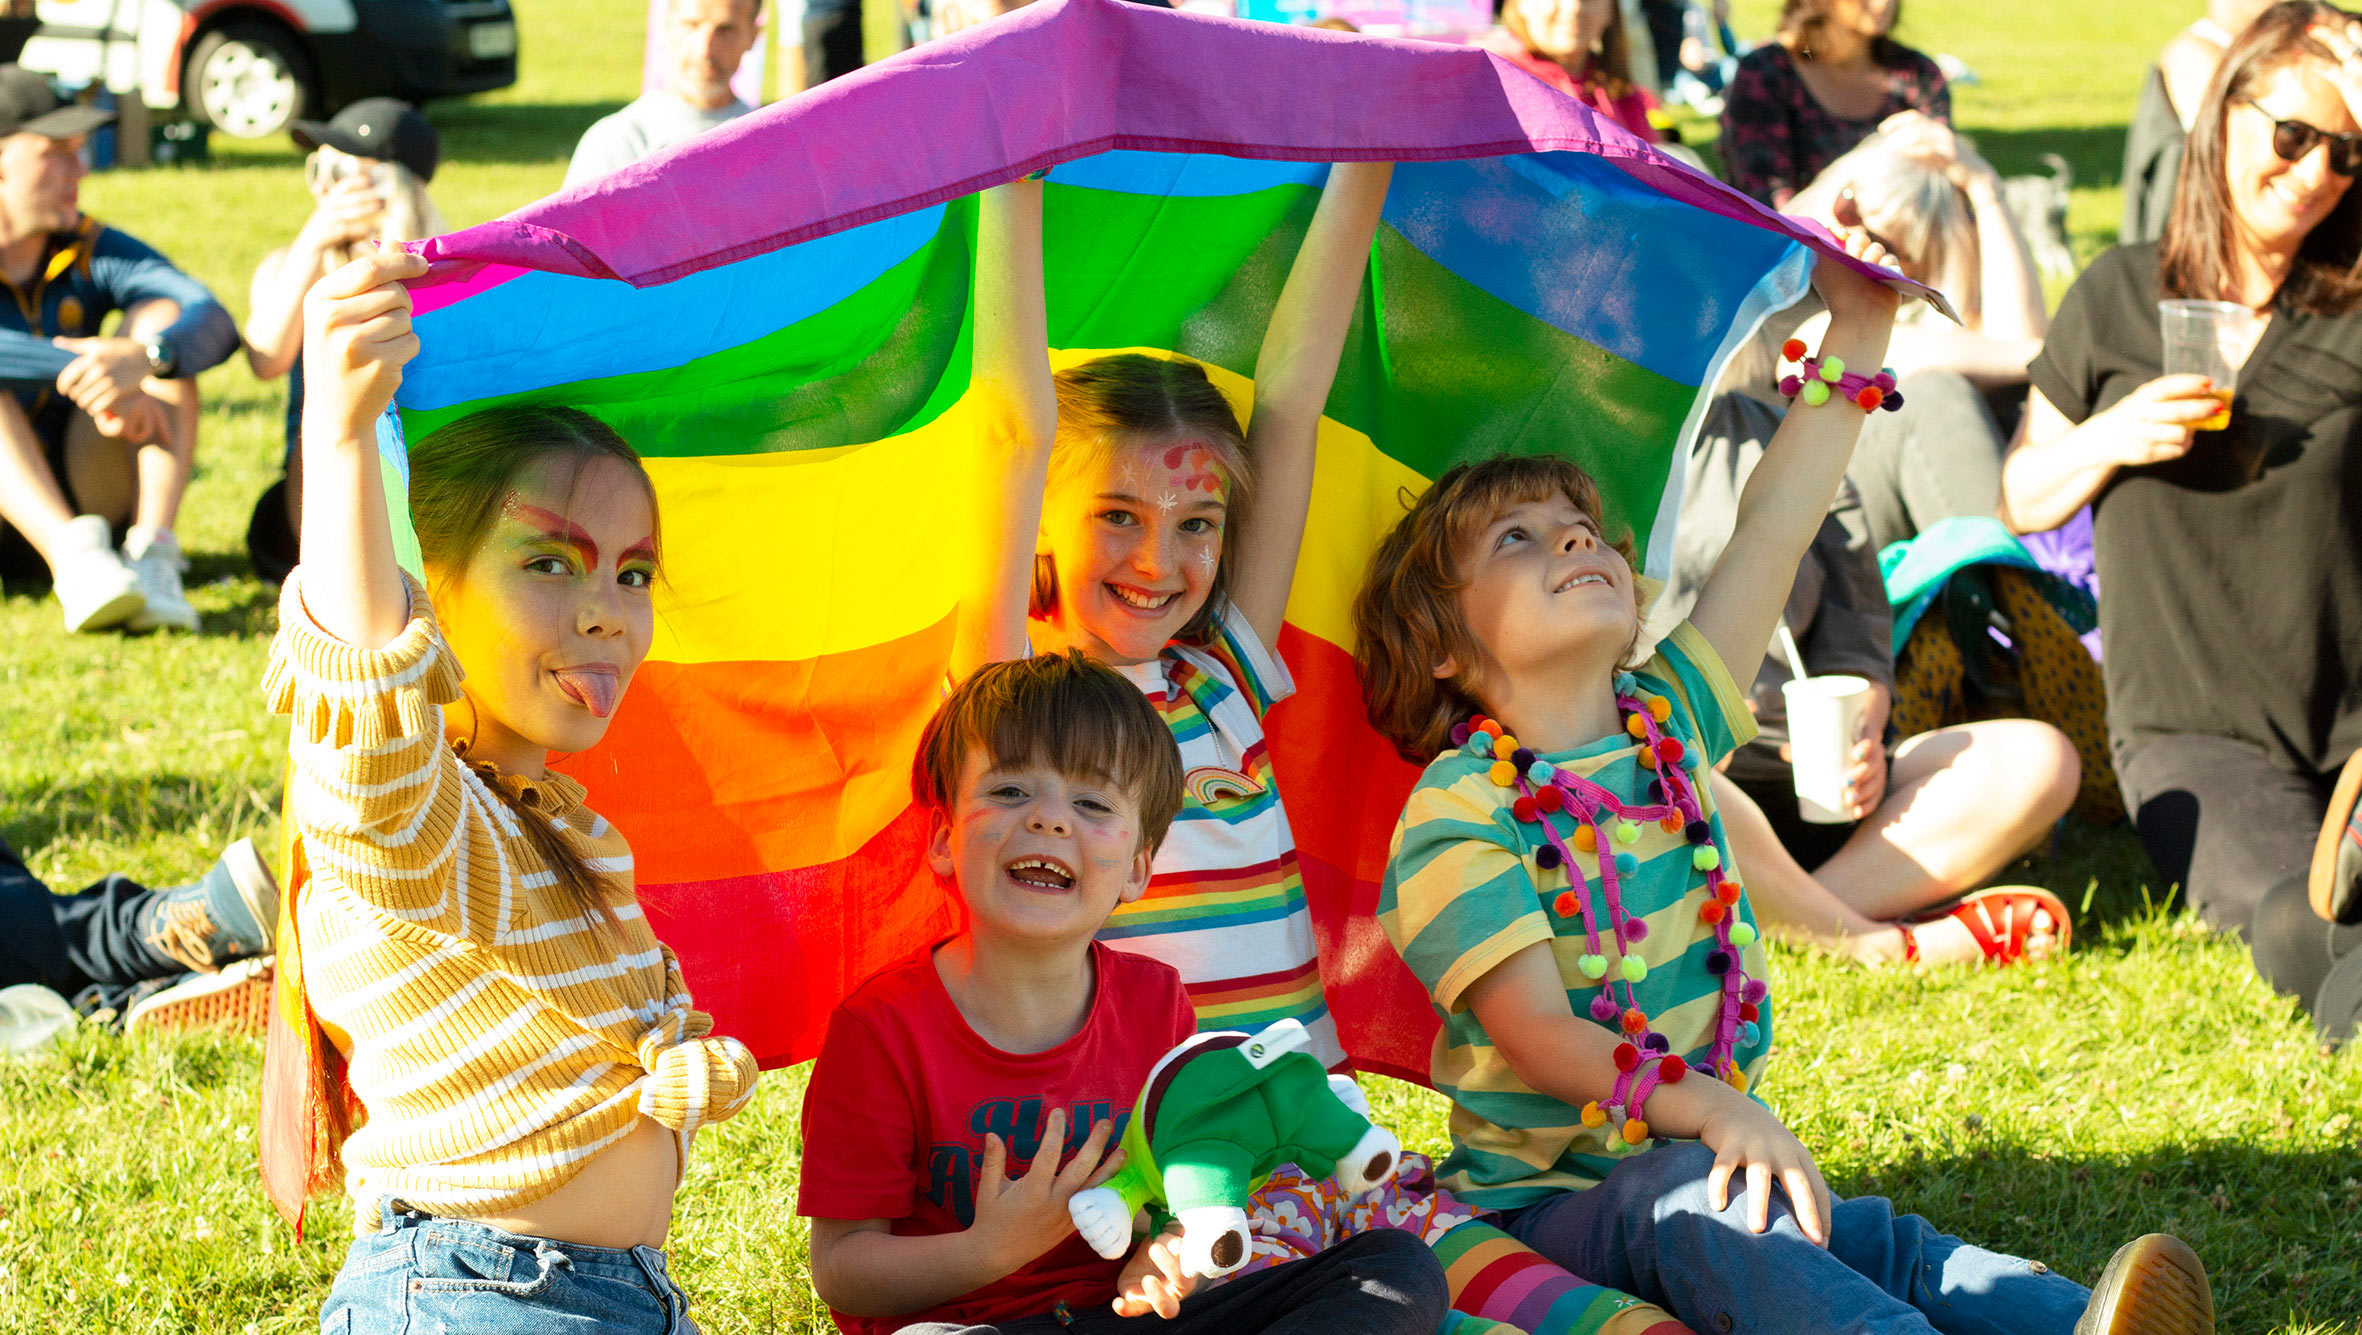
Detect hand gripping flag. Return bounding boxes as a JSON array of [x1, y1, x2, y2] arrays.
[[262, 0, 1925, 1197]]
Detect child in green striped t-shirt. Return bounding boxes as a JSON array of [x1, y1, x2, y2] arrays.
[[1348, 230, 2216, 1335]]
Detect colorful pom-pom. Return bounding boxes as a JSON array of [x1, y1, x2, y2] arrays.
[[1821, 355, 1846, 381], [1743, 979, 1769, 1004], [1577, 953, 1609, 979], [1660, 814, 1683, 834], [1724, 1063, 1749, 1095], [1873, 370, 1897, 392], [1613, 852, 1639, 877], [1581, 1101, 1607, 1128], [1511, 747, 1536, 769], [1781, 338, 1808, 362], [1649, 695, 1673, 722], [1739, 1001, 1759, 1023], [1801, 379, 1831, 407], [1716, 880, 1742, 905], [1489, 760, 1518, 786], [1620, 955, 1648, 982], [1450, 721, 1472, 746], [1685, 820, 1711, 845], [1626, 714, 1649, 739], [1659, 1055, 1689, 1083], [1692, 846, 1722, 872], [1705, 949, 1732, 975], [1537, 845, 1564, 871], [1513, 796, 1539, 823], [1638, 748, 1659, 770], [1740, 1021, 1762, 1046], [1467, 735, 1492, 758], [1727, 922, 1758, 948], [1642, 1031, 1670, 1052], [1536, 785, 1564, 812], [1699, 900, 1727, 925], [1614, 821, 1641, 846], [1624, 918, 1650, 942], [1492, 735, 1518, 761], [1777, 374, 1804, 398], [1620, 1008, 1647, 1035], [1856, 385, 1885, 411], [1529, 760, 1556, 785], [1573, 824, 1598, 853], [1622, 1118, 1650, 1145], [1612, 1042, 1639, 1071], [1590, 994, 1621, 1021], [1553, 890, 1580, 917], [1884, 390, 1905, 412], [1474, 717, 1500, 737], [1657, 738, 1685, 765]]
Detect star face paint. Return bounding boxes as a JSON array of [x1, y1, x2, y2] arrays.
[[1036, 438, 1232, 666]]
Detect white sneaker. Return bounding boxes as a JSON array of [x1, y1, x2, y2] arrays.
[[50, 514, 144, 632], [123, 525, 198, 632]]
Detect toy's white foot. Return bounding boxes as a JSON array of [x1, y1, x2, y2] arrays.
[[1068, 1187, 1134, 1260], [1333, 1123, 1402, 1197], [1326, 1073, 1372, 1119], [1174, 1205, 1255, 1278]]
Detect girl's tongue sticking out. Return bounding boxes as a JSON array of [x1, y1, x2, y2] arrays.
[[553, 665, 621, 719]]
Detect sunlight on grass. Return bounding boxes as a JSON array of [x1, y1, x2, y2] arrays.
[[4, 1, 2357, 1332]]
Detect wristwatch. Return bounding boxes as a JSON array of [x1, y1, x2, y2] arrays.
[[141, 338, 178, 379]]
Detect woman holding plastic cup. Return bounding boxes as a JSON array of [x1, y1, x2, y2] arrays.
[[2001, 1, 2362, 1042]]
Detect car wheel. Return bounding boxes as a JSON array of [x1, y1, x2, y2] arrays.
[[185, 22, 314, 139]]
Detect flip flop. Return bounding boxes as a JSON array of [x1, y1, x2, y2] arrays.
[[1896, 885, 2071, 967]]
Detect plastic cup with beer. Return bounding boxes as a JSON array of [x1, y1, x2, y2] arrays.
[[2158, 299, 2259, 431]]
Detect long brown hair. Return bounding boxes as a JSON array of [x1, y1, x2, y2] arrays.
[[2160, 1, 2362, 315], [1353, 456, 1642, 762], [410, 404, 661, 935], [1500, 0, 1637, 98], [1776, 0, 1910, 65], [1032, 353, 1255, 646]]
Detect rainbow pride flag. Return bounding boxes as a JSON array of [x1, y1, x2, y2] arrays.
[[392, 0, 1911, 1081]]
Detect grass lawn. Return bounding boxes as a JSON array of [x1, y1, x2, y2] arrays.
[[3, 0, 2358, 1331]]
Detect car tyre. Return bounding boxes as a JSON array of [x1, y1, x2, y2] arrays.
[[185, 21, 315, 139]]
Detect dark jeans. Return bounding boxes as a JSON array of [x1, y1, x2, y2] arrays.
[[0, 832, 180, 1003], [804, 4, 863, 86], [1497, 1143, 2091, 1335], [2252, 874, 2362, 1043], [894, 1230, 1448, 1335], [2116, 733, 2329, 935], [1849, 370, 2013, 554]]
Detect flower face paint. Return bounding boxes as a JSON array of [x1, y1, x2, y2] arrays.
[[1036, 438, 1230, 666]]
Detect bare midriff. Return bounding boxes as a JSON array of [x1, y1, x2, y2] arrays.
[[464, 1116, 683, 1249]]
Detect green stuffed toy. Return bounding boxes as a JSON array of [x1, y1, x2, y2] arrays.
[[1067, 1017, 1401, 1278]]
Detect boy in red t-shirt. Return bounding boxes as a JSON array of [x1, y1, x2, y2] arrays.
[[800, 651, 1449, 1334]]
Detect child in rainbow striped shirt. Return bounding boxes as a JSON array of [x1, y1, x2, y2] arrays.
[[1351, 230, 2216, 1335]]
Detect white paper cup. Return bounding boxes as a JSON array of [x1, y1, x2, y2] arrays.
[[1782, 674, 1873, 824]]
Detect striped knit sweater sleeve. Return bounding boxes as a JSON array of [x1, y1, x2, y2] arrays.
[[266, 571, 759, 1231]]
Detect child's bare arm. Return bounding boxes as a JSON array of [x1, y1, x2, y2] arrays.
[[298, 247, 429, 649], [1464, 944, 1834, 1244], [1689, 232, 1900, 683], [1227, 161, 1393, 649], [952, 178, 1057, 680], [809, 1112, 1123, 1317]]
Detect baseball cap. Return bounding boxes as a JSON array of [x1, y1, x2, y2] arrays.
[[0, 66, 115, 140], [289, 98, 440, 183]]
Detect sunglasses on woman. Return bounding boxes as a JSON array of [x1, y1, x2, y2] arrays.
[[2243, 99, 2362, 176]]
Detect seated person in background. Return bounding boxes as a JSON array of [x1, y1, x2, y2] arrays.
[[1778, 113, 2051, 551], [0, 831, 277, 1032], [241, 98, 445, 583], [1720, 0, 1950, 208], [1476, 0, 1661, 144], [2001, 2, 2362, 1043], [800, 652, 1450, 1334], [0, 66, 236, 633], [2125, 1, 2277, 244], [1653, 391, 2079, 968], [565, 0, 763, 188]]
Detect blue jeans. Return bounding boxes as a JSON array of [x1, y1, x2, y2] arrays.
[[0, 832, 180, 1005], [1496, 1143, 2091, 1335], [320, 1200, 699, 1334]]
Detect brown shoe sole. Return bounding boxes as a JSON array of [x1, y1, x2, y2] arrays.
[[2078, 1234, 2214, 1335], [2314, 750, 2362, 923]]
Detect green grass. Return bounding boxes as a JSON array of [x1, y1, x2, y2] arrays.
[[3, 0, 2359, 1331]]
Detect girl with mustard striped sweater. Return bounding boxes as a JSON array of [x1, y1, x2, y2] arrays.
[[280, 248, 758, 1333]]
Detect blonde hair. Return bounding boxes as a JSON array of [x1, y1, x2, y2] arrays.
[[1786, 131, 1979, 324], [311, 146, 447, 266]]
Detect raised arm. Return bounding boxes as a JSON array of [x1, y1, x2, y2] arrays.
[[1689, 235, 1899, 682], [951, 178, 1057, 680], [298, 248, 428, 649], [1226, 160, 1393, 649]]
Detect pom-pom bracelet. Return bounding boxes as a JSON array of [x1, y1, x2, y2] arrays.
[[1777, 338, 1903, 413]]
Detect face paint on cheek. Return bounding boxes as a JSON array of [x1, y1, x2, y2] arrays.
[[1193, 545, 1218, 576]]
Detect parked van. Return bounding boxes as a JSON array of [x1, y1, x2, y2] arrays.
[[7, 0, 517, 141]]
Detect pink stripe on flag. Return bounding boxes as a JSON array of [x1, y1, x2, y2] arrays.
[[408, 260, 534, 316]]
